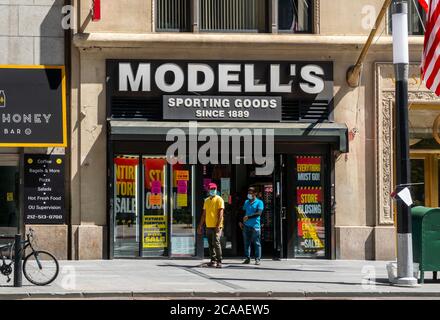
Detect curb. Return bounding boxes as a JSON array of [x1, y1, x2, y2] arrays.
[[2, 290, 440, 299]]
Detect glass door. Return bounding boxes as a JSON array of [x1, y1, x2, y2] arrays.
[[0, 155, 20, 237], [142, 157, 168, 257], [113, 155, 139, 257], [201, 165, 235, 256], [170, 163, 196, 257], [293, 155, 327, 258], [273, 154, 285, 259]]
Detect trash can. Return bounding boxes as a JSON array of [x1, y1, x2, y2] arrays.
[[411, 206, 440, 283]]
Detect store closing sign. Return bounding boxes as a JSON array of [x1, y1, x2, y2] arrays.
[[0, 66, 67, 147], [295, 156, 325, 256], [144, 158, 166, 209]]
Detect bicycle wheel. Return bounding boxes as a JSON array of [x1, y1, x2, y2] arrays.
[[23, 250, 59, 286]]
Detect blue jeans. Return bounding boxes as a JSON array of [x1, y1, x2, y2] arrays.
[[243, 225, 261, 260]]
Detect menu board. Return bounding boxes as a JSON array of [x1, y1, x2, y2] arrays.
[[24, 154, 65, 224], [295, 156, 325, 257]]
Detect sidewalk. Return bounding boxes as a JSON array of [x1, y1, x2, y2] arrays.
[[1, 259, 440, 299]]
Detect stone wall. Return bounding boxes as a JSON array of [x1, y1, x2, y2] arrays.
[[0, 0, 66, 258], [0, 0, 65, 65]]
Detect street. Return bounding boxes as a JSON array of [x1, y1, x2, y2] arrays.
[[1, 259, 439, 299]]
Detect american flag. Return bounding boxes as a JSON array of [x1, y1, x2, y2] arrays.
[[420, 0, 440, 95], [419, 0, 429, 12]]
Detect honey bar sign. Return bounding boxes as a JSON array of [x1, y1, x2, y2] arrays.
[[0, 90, 6, 108], [0, 66, 67, 147]]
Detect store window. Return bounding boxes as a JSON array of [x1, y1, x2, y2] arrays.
[[410, 158, 426, 207], [142, 157, 168, 257], [408, 105, 440, 207], [278, 0, 313, 33], [389, 0, 426, 35], [113, 155, 139, 257], [294, 156, 326, 258], [112, 154, 199, 258], [171, 163, 195, 257]]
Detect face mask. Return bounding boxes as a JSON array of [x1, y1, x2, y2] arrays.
[[209, 190, 217, 196], [247, 194, 254, 200]]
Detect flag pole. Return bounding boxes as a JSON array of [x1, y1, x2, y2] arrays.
[[391, 0, 418, 287], [346, 0, 392, 87]]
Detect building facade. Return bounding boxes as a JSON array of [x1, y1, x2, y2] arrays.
[[3, 0, 436, 261], [0, 0, 68, 258]]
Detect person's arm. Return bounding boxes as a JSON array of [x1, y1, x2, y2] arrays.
[[197, 209, 206, 234], [244, 201, 264, 220], [216, 208, 224, 233], [246, 210, 262, 219]]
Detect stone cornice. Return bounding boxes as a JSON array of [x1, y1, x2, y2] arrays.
[[73, 32, 424, 51]]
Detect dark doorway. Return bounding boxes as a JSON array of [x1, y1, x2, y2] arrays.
[[0, 157, 20, 237]]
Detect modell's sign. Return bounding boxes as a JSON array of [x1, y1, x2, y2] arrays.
[[0, 66, 67, 147], [107, 60, 333, 121]]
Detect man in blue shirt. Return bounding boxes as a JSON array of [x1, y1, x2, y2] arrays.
[[240, 186, 264, 265]]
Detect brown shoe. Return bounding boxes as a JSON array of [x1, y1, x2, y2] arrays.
[[216, 262, 222, 268], [207, 261, 217, 267]]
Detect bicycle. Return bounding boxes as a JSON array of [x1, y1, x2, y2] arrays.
[[0, 228, 59, 286]]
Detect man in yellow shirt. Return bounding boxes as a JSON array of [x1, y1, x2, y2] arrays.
[[197, 183, 225, 268]]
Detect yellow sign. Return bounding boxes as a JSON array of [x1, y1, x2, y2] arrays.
[[6, 192, 13, 202], [149, 194, 162, 206], [143, 215, 167, 248], [175, 170, 189, 181], [177, 193, 188, 207]]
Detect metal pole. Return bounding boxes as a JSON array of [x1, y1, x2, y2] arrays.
[[346, 0, 392, 87], [13, 234, 22, 287], [392, 0, 417, 287]]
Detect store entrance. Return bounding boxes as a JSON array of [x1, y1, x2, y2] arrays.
[[201, 164, 275, 258], [110, 142, 331, 260], [201, 152, 330, 260]]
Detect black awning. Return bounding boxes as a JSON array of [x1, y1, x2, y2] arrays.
[[109, 121, 349, 153]]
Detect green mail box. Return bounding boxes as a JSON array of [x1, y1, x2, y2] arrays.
[[412, 206, 440, 284]]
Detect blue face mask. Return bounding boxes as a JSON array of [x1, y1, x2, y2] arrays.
[[247, 194, 254, 200], [209, 190, 217, 196]]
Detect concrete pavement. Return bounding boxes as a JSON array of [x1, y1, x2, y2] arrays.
[[0, 259, 439, 299]]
